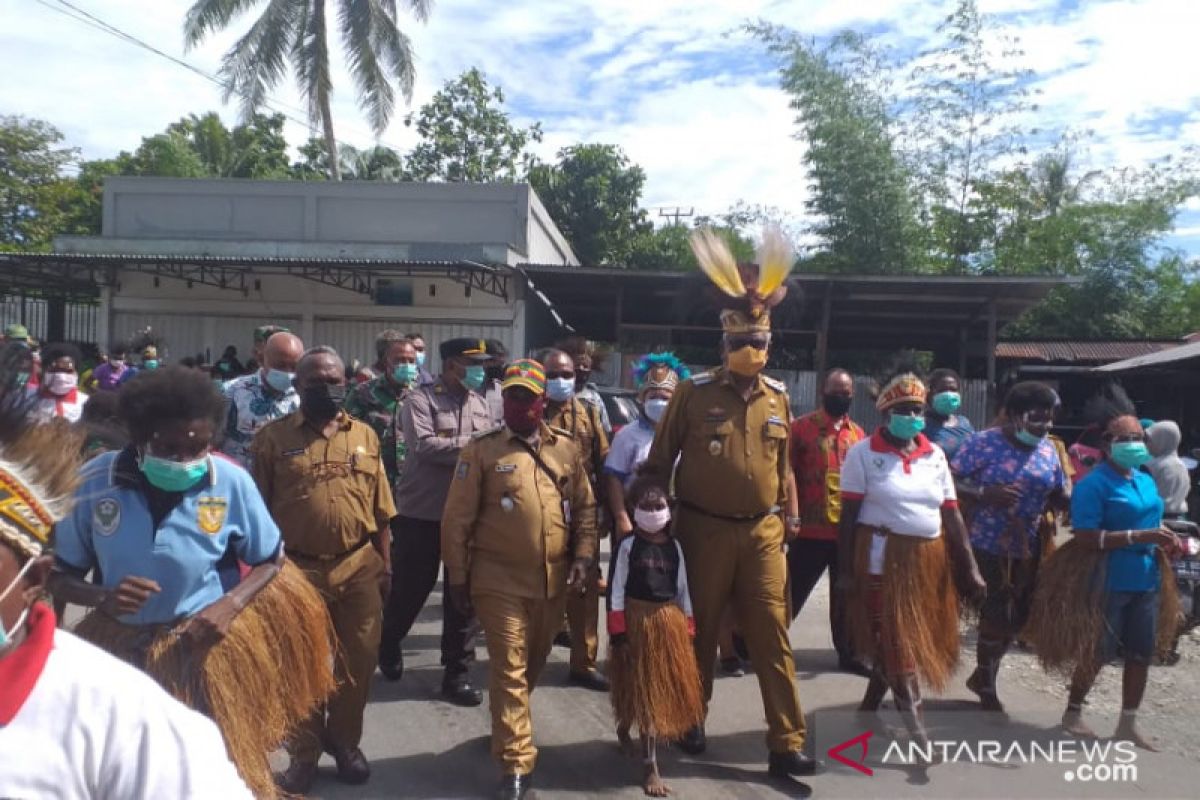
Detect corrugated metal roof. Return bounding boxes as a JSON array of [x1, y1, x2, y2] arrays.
[[1094, 340, 1200, 372], [995, 340, 1180, 362]]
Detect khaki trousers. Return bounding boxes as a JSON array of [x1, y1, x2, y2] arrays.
[[676, 508, 806, 753], [290, 545, 384, 763], [565, 564, 600, 672], [473, 590, 568, 775]]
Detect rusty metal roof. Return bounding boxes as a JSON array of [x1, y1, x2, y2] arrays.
[[995, 340, 1181, 363]]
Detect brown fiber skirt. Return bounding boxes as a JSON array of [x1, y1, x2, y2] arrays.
[[74, 560, 336, 799], [607, 598, 704, 740]]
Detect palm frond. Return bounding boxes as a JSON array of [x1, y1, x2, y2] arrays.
[[295, 0, 333, 123], [217, 0, 301, 119], [183, 0, 262, 51], [340, 0, 395, 134], [689, 228, 746, 298]]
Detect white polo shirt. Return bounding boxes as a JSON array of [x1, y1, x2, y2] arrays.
[[0, 606, 251, 800], [841, 431, 958, 574]]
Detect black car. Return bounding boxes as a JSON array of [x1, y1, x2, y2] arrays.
[[597, 386, 642, 433]]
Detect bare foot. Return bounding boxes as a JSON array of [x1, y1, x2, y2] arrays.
[[1061, 710, 1097, 739], [1113, 723, 1159, 752], [617, 727, 638, 758], [643, 766, 672, 797]]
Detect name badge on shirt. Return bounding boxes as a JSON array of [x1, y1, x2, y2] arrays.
[[197, 496, 228, 535], [767, 415, 786, 427], [495, 463, 517, 473]]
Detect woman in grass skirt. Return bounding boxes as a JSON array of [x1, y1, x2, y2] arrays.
[[608, 477, 704, 797]]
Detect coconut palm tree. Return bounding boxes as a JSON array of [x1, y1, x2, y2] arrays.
[[183, 0, 432, 180]]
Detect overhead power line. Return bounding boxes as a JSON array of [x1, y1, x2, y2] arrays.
[[30, 0, 410, 155]]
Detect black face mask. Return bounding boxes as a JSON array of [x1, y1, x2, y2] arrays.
[[822, 394, 852, 417], [485, 365, 505, 384], [301, 384, 347, 421]]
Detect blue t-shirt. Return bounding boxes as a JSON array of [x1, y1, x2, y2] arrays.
[[1070, 461, 1164, 592], [951, 428, 1064, 557], [55, 449, 282, 625], [927, 415, 975, 462]]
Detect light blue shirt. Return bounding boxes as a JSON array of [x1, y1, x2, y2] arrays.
[[1071, 461, 1164, 592], [55, 449, 282, 625]]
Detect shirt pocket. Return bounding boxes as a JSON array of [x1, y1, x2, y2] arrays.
[[696, 420, 735, 457], [762, 422, 788, 455], [435, 411, 460, 437]]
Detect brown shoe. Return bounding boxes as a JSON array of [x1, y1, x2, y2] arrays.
[[331, 745, 371, 785], [275, 759, 318, 795]]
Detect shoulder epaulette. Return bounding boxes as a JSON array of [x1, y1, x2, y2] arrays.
[[472, 425, 504, 439], [691, 371, 716, 386], [547, 425, 574, 439], [762, 375, 787, 393]]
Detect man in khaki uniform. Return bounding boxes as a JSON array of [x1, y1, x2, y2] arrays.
[[442, 359, 598, 800], [541, 347, 610, 690], [252, 346, 396, 794], [643, 307, 818, 781]]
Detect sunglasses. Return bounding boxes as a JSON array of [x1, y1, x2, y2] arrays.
[[545, 369, 576, 380], [726, 335, 770, 351]]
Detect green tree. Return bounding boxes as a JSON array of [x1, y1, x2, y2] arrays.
[[183, 0, 433, 180], [0, 115, 82, 250], [753, 25, 920, 273], [404, 68, 542, 182], [528, 144, 651, 264]]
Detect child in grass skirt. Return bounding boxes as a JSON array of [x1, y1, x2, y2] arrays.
[[607, 477, 704, 796]]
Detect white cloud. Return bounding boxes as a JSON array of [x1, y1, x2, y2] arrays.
[[1, 0, 1197, 252]]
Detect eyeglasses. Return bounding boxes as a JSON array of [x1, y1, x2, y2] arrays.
[[726, 335, 770, 351]]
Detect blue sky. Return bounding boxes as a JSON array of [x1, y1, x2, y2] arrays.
[[4, 0, 1198, 256]]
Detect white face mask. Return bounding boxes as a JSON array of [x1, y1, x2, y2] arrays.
[[45, 372, 77, 396], [643, 398, 669, 423], [0, 557, 36, 654], [634, 506, 672, 534]]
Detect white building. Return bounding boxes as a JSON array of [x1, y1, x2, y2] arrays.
[[48, 177, 578, 369]]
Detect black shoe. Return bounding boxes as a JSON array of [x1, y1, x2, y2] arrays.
[[837, 657, 874, 678], [497, 772, 532, 800], [568, 669, 610, 692], [442, 678, 483, 707], [768, 750, 822, 778], [275, 760, 318, 794], [331, 745, 371, 785], [678, 724, 706, 755], [719, 656, 745, 677], [379, 649, 404, 682], [553, 630, 572, 649]]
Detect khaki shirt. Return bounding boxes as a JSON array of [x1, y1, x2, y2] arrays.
[[394, 379, 493, 521], [251, 411, 396, 556], [441, 424, 598, 599], [644, 368, 791, 517], [544, 397, 610, 485]]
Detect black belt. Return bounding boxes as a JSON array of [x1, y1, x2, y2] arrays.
[[677, 500, 779, 523], [288, 537, 371, 563]]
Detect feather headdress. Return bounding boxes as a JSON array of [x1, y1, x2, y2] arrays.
[[689, 225, 796, 332]]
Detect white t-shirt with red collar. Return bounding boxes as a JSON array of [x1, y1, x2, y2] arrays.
[[841, 430, 958, 574], [0, 604, 251, 799], [27, 387, 88, 424]]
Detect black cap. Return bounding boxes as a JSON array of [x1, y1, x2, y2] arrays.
[[485, 338, 508, 358], [440, 337, 490, 362]]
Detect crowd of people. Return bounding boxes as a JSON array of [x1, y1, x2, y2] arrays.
[[0, 229, 1192, 800]]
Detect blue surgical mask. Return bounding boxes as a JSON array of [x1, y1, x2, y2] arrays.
[[1110, 441, 1151, 470], [143, 359, 159, 370], [265, 368, 294, 393], [643, 398, 669, 423], [1014, 428, 1044, 447], [140, 453, 209, 492], [887, 412, 926, 440], [546, 377, 575, 403], [415, 351, 427, 368], [392, 363, 418, 385], [463, 365, 486, 392], [931, 391, 961, 416], [0, 557, 35, 654]]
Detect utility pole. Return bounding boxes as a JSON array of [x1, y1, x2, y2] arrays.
[[657, 206, 695, 227]]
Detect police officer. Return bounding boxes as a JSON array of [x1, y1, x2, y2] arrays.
[[643, 306, 818, 781], [441, 358, 598, 800], [387, 337, 494, 704], [252, 346, 396, 793], [540, 347, 610, 690]]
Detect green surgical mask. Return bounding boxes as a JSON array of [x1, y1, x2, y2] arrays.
[[931, 391, 961, 416], [392, 363, 418, 385], [1110, 441, 1151, 470], [140, 453, 208, 492], [463, 365, 485, 391], [887, 413, 926, 440]]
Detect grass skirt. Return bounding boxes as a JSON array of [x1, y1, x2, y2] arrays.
[[74, 560, 336, 798], [846, 527, 960, 692], [1024, 539, 1180, 673], [607, 598, 704, 740]]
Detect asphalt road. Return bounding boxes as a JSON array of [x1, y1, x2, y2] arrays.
[[288, 568, 1200, 800]]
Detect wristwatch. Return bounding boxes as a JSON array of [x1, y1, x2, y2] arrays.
[[786, 516, 802, 528]]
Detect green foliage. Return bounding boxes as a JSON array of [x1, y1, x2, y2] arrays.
[[529, 144, 651, 264], [183, 0, 431, 179], [0, 115, 84, 251], [404, 68, 542, 182]]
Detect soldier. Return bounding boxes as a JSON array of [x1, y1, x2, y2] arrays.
[[387, 337, 494, 704], [252, 347, 396, 793], [540, 347, 610, 691], [441, 359, 598, 800], [643, 227, 818, 783]]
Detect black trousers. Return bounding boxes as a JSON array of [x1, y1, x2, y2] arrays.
[[787, 537, 852, 662], [379, 515, 476, 680]]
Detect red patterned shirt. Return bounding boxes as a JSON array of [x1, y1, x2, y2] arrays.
[[790, 410, 865, 540]]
